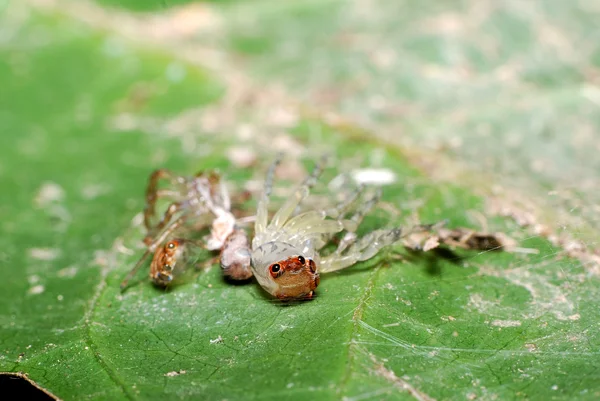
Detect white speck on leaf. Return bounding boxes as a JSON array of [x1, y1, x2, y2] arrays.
[[227, 147, 257, 168], [525, 343, 537, 352], [28, 248, 61, 261], [35, 181, 65, 206], [81, 184, 110, 200], [351, 168, 396, 185], [57, 266, 78, 278], [491, 319, 521, 327], [467, 293, 498, 314], [165, 370, 187, 377], [28, 285, 45, 295], [93, 250, 110, 267], [210, 335, 223, 344]]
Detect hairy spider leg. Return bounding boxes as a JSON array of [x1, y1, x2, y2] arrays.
[[143, 201, 189, 246], [144, 169, 186, 231]]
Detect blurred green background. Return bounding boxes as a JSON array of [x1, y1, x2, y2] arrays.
[[1, 0, 599, 400]]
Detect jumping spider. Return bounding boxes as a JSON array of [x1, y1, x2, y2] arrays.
[[250, 156, 414, 300]]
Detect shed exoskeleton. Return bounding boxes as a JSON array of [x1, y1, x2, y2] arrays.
[[120, 168, 252, 291]]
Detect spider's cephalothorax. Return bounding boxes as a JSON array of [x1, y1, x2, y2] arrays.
[[251, 157, 405, 300], [268, 254, 320, 299], [252, 241, 321, 299], [149, 239, 185, 286]]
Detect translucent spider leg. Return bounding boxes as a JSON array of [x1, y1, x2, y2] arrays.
[[204, 180, 238, 251], [201, 172, 230, 217], [344, 188, 383, 232], [254, 155, 282, 236], [320, 221, 443, 274], [219, 177, 231, 212], [120, 248, 153, 292], [326, 181, 366, 219], [309, 183, 365, 249], [320, 228, 403, 273], [267, 154, 329, 231], [319, 187, 382, 255], [143, 201, 185, 245]]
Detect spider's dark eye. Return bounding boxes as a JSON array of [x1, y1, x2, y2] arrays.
[[271, 264, 281, 273], [167, 242, 175, 249], [298, 255, 305, 265]]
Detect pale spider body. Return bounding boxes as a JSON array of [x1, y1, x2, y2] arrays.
[[251, 157, 405, 300], [120, 168, 252, 291]]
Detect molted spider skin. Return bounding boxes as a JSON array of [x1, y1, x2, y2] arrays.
[[220, 228, 253, 281], [121, 167, 254, 291]]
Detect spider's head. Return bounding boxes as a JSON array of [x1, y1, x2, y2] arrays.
[[251, 242, 320, 300], [150, 239, 184, 287]]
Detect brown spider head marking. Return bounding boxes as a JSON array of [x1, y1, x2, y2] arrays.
[[268, 254, 320, 300], [150, 239, 184, 286], [251, 242, 320, 300]]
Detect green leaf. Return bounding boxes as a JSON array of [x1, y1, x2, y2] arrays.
[[1, 1, 599, 400]]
